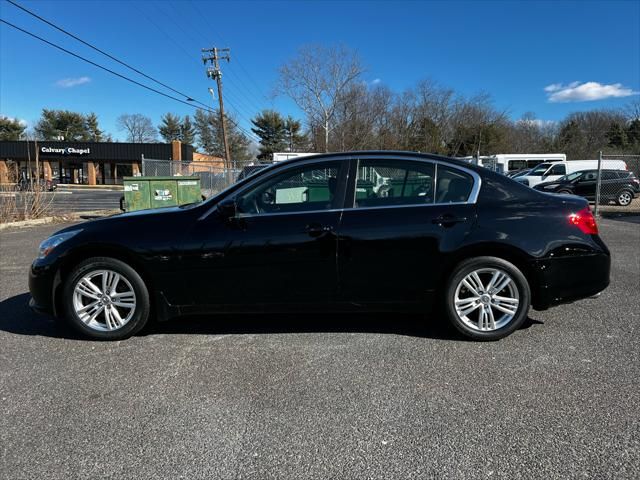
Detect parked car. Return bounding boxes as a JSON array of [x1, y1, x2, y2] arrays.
[[516, 159, 627, 187], [534, 169, 640, 206], [506, 168, 532, 178], [16, 177, 56, 192], [29, 151, 610, 341]]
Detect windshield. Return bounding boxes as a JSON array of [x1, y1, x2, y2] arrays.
[[557, 171, 583, 182], [529, 163, 552, 176]]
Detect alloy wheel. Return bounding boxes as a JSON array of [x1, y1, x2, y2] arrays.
[[453, 267, 520, 332], [72, 269, 137, 331], [618, 191, 632, 206]]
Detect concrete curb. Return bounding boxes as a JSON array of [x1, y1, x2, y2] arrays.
[[0, 210, 119, 230], [57, 184, 124, 191]]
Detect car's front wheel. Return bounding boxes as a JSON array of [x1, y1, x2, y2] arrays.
[[445, 257, 531, 341], [63, 257, 150, 340]]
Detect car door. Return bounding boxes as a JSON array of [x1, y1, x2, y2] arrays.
[[542, 163, 567, 183], [184, 160, 347, 308], [336, 157, 478, 306], [573, 170, 598, 199]]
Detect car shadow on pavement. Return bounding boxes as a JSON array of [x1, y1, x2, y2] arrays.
[[0, 292, 543, 342], [600, 212, 640, 224]]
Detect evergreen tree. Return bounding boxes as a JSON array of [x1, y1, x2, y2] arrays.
[[627, 119, 640, 146], [180, 115, 196, 145], [606, 122, 628, 149], [251, 110, 287, 160], [194, 109, 252, 163], [34, 109, 91, 141], [85, 112, 104, 141], [284, 116, 308, 152], [0, 116, 27, 140], [158, 113, 182, 142]]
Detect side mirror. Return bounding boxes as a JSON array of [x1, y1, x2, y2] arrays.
[[217, 198, 237, 219]]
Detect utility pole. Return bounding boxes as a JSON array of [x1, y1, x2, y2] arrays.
[[202, 47, 231, 169]]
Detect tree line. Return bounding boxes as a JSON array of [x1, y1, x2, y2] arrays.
[[2, 43, 639, 161]]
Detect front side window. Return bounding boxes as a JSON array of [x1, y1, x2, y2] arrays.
[[235, 161, 341, 215], [549, 164, 566, 175], [354, 160, 435, 208]]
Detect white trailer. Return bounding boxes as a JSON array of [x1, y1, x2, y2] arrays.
[[272, 152, 316, 162], [482, 154, 566, 174]]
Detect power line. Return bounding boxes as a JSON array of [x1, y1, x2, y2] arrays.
[[0, 11, 259, 144], [4, 0, 211, 111], [187, 0, 268, 103], [162, 0, 264, 116], [132, 0, 259, 137], [0, 18, 213, 113]]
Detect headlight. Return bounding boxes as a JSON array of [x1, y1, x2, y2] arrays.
[[38, 229, 82, 259]]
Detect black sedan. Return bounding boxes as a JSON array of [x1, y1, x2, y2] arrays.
[[29, 151, 610, 341], [534, 169, 640, 206]]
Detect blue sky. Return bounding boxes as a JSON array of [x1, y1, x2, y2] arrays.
[[1, 0, 639, 141]]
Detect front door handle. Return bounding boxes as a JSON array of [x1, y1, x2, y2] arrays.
[[305, 223, 333, 237], [432, 214, 468, 227]]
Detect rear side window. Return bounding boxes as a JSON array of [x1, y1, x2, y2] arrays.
[[436, 165, 474, 203], [601, 171, 619, 180], [354, 159, 435, 208]]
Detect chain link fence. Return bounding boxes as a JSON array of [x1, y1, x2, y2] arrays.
[[141, 158, 241, 197], [594, 152, 640, 215]]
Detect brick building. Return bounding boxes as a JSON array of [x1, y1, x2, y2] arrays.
[[0, 140, 194, 185]]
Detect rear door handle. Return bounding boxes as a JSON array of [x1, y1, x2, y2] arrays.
[[305, 223, 333, 237], [432, 214, 468, 226]]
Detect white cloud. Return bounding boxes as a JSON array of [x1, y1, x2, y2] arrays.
[[517, 118, 556, 128], [545, 81, 638, 103], [371, 78, 381, 85], [55, 76, 91, 88]]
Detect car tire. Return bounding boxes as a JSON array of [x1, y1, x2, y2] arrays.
[[62, 257, 150, 340], [557, 189, 572, 195], [444, 256, 531, 341], [616, 190, 633, 207]]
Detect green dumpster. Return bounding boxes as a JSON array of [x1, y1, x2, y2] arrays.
[[121, 176, 202, 212]]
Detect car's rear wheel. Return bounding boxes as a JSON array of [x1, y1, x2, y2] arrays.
[[616, 190, 633, 206], [445, 257, 531, 341], [63, 257, 150, 340], [557, 189, 572, 195]]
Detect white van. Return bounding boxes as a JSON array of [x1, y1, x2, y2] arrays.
[[516, 160, 627, 187], [483, 154, 566, 174]]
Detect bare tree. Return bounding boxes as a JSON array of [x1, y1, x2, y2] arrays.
[[278, 44, 365, 152], [116, 114, 158, 143]]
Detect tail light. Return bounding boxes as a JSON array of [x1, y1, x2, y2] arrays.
[[569, 207, 598, 235]]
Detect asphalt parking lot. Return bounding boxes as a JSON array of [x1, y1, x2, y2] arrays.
[[1, 216, 639, 479]]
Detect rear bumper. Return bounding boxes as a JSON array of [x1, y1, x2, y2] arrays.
[[530, 249, 610, 310]]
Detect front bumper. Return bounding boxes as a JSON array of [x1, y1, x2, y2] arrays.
[[28, 261, 58, 316], [530, 249, 610, 310]]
